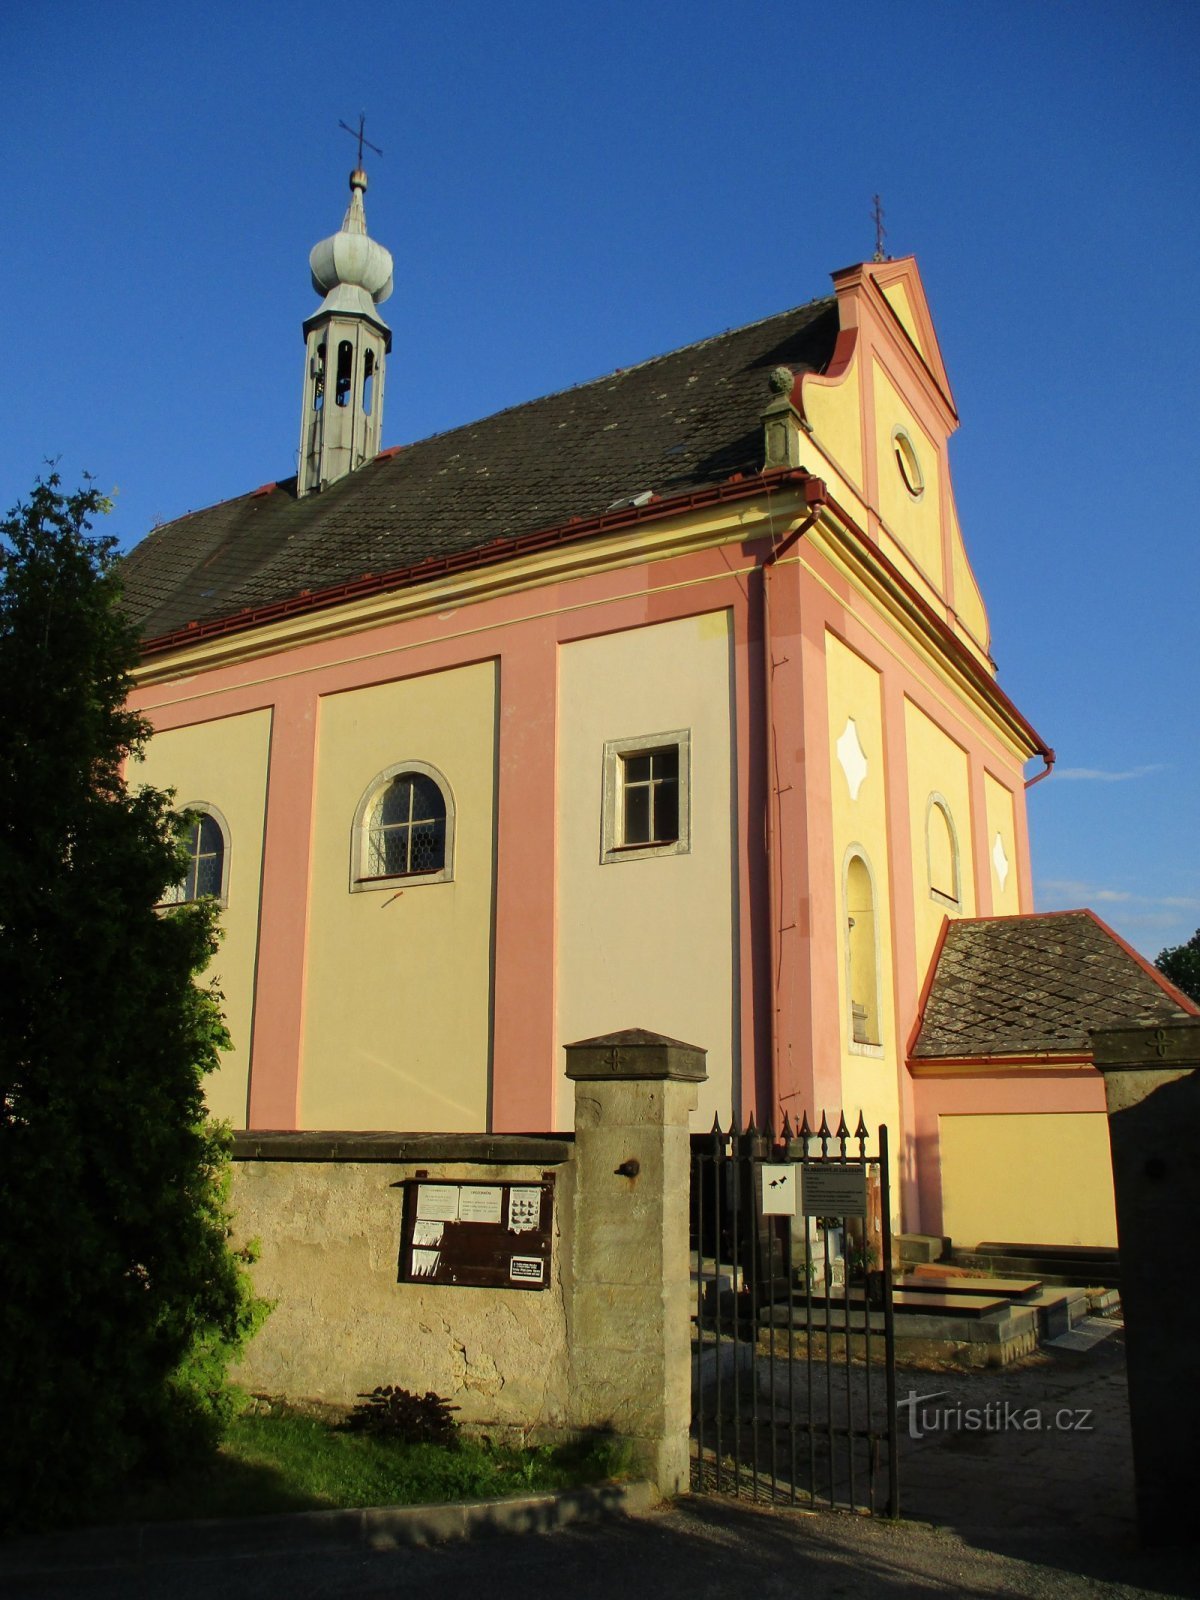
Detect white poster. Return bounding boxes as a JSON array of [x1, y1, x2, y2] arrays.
[[415, 1185, 460, 1223], [507, 1187, 542, 1233], [459, 1186, 503, 1224], [410, 1249, 441, 1278]]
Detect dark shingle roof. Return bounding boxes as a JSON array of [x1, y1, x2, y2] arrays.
[[911, 911, 1196, 1060], [121, 299, 838, 641]]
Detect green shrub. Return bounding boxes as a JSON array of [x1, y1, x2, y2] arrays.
[[343, 1387, 461, 1448]]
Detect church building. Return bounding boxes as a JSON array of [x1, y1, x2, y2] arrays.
[[122, 165, 1196, 1249]]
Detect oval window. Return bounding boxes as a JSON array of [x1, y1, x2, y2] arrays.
[[892, 428, 924, 498]]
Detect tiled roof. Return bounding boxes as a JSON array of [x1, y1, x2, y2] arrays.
[[121, 298, 838, 641], [910, 911, 1197, 1060]]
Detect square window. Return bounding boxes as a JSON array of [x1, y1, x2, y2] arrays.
[[601, 730, 690, 863]]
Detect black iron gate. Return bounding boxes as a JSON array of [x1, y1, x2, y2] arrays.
[[691, 1112, 898, 1515]]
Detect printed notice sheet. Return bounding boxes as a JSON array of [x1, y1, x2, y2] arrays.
[[507, 1187, 542, 1232], [415, 1185, 460, 1223], [458, 1186, 503, 1224]]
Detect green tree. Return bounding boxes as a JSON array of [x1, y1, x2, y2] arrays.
[[0, 474, 263, 1530], [1155, 928, 1200, 1006]]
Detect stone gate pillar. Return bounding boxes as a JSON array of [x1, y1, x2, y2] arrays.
[[564, 1028, 706, 1495], [1092, 1018, 1200, 1547]]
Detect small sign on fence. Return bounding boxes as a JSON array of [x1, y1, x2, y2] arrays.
[[800, 1163, 868, 1218]]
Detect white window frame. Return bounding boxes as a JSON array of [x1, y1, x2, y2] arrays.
[[925, 792, 961, 909], [162, 802, 231, 908], [350, 760, 455, 892], [600, 729, 691, 864]]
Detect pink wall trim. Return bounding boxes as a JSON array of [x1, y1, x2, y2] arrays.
[[130, 508, 1039, 1141], [133, 550, 766, 1130], [247, 680, 318, 1128], [912, 1068, 1107, 1239], [491, 626, 558, 1131], [733, 565, 770, 1123]]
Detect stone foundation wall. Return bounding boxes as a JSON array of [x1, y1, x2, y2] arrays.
[[229, 1137, 574, 1435], [227, 1031, 703, 1492]]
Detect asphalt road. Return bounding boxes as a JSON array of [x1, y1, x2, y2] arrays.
[[4, 1496, 1199, 1600]]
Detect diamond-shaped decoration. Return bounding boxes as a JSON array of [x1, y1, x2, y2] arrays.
[[992, 831, 1010, 890], [835, 717, 869, 801]]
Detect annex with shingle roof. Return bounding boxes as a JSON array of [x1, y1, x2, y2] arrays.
[[910, 910, 1197, 1064]]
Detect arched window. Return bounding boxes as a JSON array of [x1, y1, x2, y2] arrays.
[[926, 794, 960, 906], [335, 340, 353, 407], [312, 342, 326, 412], [162, 805, 230, 905], [844, 849, 881, 1049], [351, 762, 455, 890]]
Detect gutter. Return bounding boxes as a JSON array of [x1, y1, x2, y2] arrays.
[[138, 467, 814, 657]]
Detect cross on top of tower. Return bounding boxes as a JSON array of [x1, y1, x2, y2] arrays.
[[338, 114, 383, 172], [872, 194, 888, 263]]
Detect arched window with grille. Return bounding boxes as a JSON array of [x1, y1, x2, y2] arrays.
[[162, 805, 230, 905], [351, 761, 455, 889]]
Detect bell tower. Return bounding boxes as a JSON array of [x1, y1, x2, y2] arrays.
[[298, 165, 393, 496]]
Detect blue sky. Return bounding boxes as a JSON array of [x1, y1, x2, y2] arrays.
[[3, 1, 1197, 959]]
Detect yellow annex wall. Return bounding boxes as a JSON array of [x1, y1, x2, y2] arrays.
[[872, 361, 943, 592], [824, 633, 900, 1155], [939, 1113, 1118, 1248], [302, 661, 497, 1130], [904, 699, 976, 979], [133, 708, 273, 1126], [556, 611, 737, 1129], [984, 772, 1021, 914]]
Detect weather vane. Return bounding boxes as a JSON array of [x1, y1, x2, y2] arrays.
[[339, 113, 382, 168], [872, 194, 888, 263]]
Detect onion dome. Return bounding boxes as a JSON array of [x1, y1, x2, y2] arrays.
[[306, 169, 393, 326]]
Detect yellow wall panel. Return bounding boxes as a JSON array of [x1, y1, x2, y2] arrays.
[[904, 700, 976, 981], [825, 634, 900, 1156], [940, 1112, 1117, 1247], [134, 709, 273, 1126], [303, 662, 497, 1129], [556, 613, 736, 1128], [984, 772, 1020, 915], [880, 280, 925, 358], [872, 361, 943, 587]]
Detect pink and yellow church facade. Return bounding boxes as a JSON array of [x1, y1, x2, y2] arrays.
[[123, 172, 1193, 1248]]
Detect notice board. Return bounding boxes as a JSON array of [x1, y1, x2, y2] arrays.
[[398, 1179, 554, 1291]]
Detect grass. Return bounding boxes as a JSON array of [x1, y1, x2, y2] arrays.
[[94, 1407, 634, 1527]]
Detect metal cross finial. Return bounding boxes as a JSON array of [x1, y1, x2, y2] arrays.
[[339, 113, 383, 168], [872, 194, 887, 263]]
